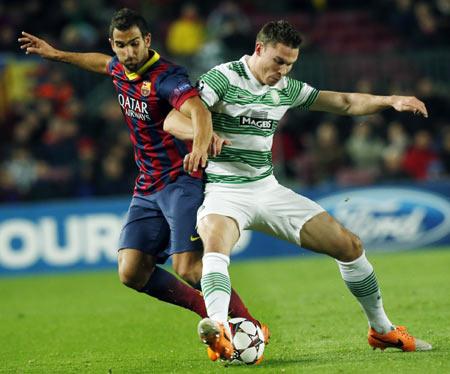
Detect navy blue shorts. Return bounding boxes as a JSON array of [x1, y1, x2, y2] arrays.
[[118, 175, 203, 263]]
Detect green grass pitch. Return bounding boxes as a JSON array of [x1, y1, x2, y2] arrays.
[[1, 248, 449, 373]]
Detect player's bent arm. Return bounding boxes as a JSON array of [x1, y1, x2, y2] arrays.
[[18, 31, 111, 74], [164, 109, 231, 157], [178, 96, 213, 153], [310, 90, 428, 117], [164, 109, 194, 140]]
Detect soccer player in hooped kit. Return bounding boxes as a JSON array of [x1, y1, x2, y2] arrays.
[[18, 8, 267, 356], [164, 20, 432, 361]]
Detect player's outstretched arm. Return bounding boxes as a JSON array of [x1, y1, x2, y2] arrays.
[[310, 90, 428, 117], [18, 31, 112, 75]]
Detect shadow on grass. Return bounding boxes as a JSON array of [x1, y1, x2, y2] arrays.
[[260, 357, 321, 366]]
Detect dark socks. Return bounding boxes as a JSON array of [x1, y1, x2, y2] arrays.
[[141, 268, 257, 324], [140, 266, 207, 318], [229, 288, 259, 325], [194, 281, 258, 324]]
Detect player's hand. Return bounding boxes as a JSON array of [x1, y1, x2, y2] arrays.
[[391, 95, 428, 118], [18, 31, 58, 59], [209, 132, 232, 157], [183, 146, 208, 173]]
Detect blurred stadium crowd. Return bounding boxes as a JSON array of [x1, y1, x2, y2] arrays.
[[1, 0, 450, 202]]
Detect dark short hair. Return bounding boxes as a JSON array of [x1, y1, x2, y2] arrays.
[[256, 20, 302, 49], [109, 8, 150, 38]]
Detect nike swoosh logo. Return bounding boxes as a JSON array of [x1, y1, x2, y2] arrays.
[[190, 235, 201, 242], [371, 335, 404, 348]]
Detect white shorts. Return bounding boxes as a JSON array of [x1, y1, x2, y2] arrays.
[[197, 175, 325, 246]]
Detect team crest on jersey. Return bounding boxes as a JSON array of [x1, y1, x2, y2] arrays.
[[270, 90, 280, 105], [141, 81, 151, 96]]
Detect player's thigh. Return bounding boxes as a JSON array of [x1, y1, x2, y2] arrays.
[[118, 198, 171, 256], [197, 183, 256, 254], [118, 248, 157, 288], [197, 213, 240, 255], [300, 211, 363, 261], [253, 182, 324, 246], [158, 175, 204, 255]]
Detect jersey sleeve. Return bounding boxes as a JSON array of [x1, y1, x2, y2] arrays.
[[196, 68, 229, 108], [107, 56, 120, 76], [289, 79, 320, 110], [155, 65, 199, 110]]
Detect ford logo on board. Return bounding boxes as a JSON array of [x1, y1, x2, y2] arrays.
[[318, 188, 450, 250]]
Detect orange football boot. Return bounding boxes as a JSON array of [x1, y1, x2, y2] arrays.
[[254, 355, 264, 365], [260, 323, 271, 345], [253, 322, 270, 365], [368, 326, 432, 352], [198, 318, 234, 361]]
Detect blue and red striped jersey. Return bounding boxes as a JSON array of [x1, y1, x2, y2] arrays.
[[107, 50, 201, 195]]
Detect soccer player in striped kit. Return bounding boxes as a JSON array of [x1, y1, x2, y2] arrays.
[[18, 8, 266, 352], [165, 20, 432, 361]]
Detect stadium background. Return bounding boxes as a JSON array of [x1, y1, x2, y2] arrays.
[[1, 1, 450, 372], [1, 0, 449, 274]]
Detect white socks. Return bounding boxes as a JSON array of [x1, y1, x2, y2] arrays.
[[201, 252, 231, 326], [337, 251, 393, 334]]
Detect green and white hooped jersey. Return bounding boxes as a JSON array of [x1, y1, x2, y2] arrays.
[[199, 55, 319, 184]]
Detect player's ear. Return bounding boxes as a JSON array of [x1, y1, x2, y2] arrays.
[[109, 38, 115, 52], [144, 33, 151, 48], [255, 41, 263, 56]]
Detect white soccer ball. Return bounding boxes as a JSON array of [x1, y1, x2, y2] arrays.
[[228, 318, 265, 365]]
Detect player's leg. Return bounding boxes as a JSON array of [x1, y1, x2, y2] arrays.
[[172, 249, 260, 325], [157, 175, 236, 358], [197, 213, 239, 324], [117, 197, 207, 317], [300, 212, 393, 330], [258, 181, 395, 334], [171, 250, 203, 287], [257, 181, 430, 351], [118, 248, 206, 317], [196, 213, 240, 360], [162, 174, 262, 325], [118, 248, 206, 318], [195, 181, 271, 360], [300, 211, 362, 260], [300, 212, 431, 351], [157, 175, 205, 288]]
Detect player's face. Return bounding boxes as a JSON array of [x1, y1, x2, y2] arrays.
[[255, 42, 298, 86], [110, 26, 151, 72]]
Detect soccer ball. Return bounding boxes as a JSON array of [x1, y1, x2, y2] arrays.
[[228, 318, 265, 365]]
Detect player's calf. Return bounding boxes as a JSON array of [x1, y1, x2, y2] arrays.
[[172, 251, 203, 287]]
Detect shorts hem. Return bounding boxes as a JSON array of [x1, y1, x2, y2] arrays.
[[296, 208, 326, 246], [197, 209, 244, 237]]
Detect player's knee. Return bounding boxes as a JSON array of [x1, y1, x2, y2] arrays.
[[334, 231, 363, 262], [118, 265, 148, 291]]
